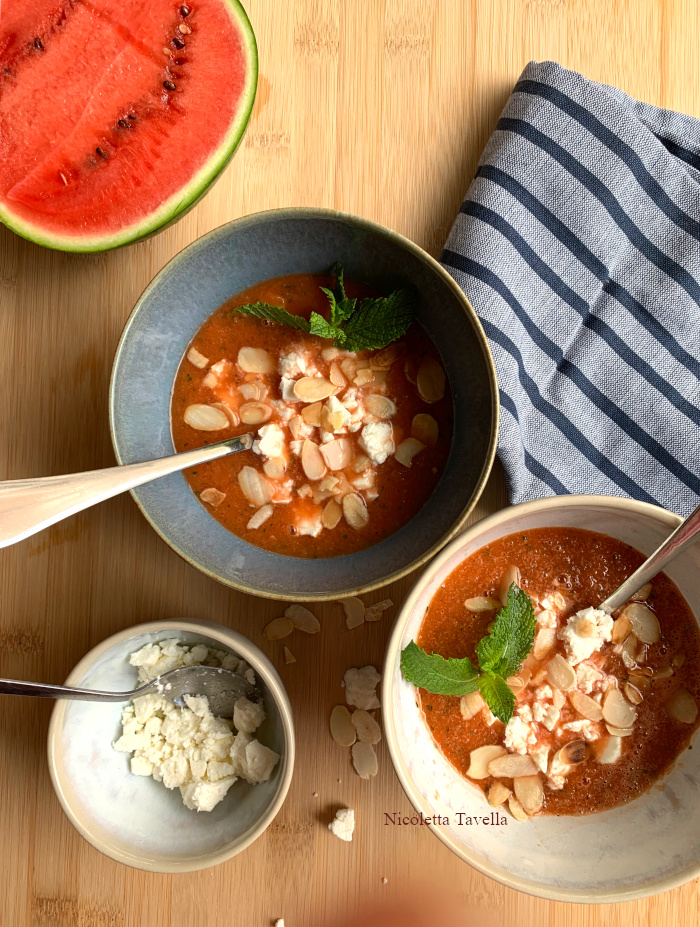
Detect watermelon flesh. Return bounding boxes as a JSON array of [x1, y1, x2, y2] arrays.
[[0, 0, 257, 251]]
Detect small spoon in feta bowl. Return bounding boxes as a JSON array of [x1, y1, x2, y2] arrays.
[[0, 664, 260, 717]]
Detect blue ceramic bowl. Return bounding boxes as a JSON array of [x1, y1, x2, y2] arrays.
[[109, 208, 498, 600]]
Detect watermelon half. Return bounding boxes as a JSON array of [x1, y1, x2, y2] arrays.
[[0, 0, 257, 252]]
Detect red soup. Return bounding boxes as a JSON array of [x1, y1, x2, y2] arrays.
[[417, 527, 700, 817], [170, 273, 453, 558]]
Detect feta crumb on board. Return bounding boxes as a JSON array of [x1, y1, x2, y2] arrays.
[[329, 808, 355, 842], [113, 640, 280, 812]]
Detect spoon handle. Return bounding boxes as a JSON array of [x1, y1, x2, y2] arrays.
[[0, 434, 252, 549], [600, 500, 700, 612], [0, 677, 134, 702]]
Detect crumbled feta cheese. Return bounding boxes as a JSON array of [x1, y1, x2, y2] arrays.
[[534, 684, 553, 701], [536, 609, 558, 629], [275, 920, 285, 927], [325, 395, 351, 432], [559, 607, 613, 665], [233, 696, 266, 734], [253, 423, 286, 459], [561, 720, 601, 741], [575, 660, 606, 694], [344, 666, 381, 710], [271, 399, 294, 421], [528, 744, 550, 774], [329, 808, 355, 842], [547, 752, 569, 790], [289, 415, 314, 442], [280, 377, 298, 401], [279, 351, 307, 378], [504, 715, 537, 754], [542, 706, 560, 731], [532, 701, 548, 724], [290, 439, 303, 456], [359, 422, 395, 465], [517, 704, 534, 724], [297, 511, 323, 537], [245, 740, 282, 783]]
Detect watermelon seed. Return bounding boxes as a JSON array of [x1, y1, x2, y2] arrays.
[[118, 119, 131, 129], [180, 4, 191, 15], [33, 38, 44, 50], [3, 68, 10, 75], [163, 80, 177, 91], [127, 113, 136, 120], [96, 147, 108, 160], [173, 57, 187, 65], [162, 46, 172, 56], [59, 172, 68, 185], [178, 23, 192, 35], [172, 35, 186, 49]]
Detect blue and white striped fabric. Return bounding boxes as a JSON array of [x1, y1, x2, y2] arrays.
[[441, 60, 700, 517]]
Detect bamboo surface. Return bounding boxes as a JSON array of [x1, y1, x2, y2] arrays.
[[1, 1, 699, 925]]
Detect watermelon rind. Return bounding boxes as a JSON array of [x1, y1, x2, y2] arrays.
[[0, 0, 258, 254]]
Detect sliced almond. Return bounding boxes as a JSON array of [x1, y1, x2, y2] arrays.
[[533, 628, 556, 660], [353, 368, 375, 387], [239, 381, 264, 401], [239, 401, 272, 425], [184, 403, 231, 431], [365, 599, 393, 622], [416, 357, 446, 403], [513, 775, 544, 815], [624, 682, 643, 705], [340, 358, 357, 380], [294, 377, 335, 402], [343, 493, 369, 529], [352, 454, 371, 473], [557, 740, 587, 765], [621, 633, 639, 669], [672, 652, 686, 669], [595, 735, 622, 764], [488, 753, 538, 778], [611, 614, 632, 644], [285, 604, 320, 634], [340, 596, 366, 629], [283, 646, 296, 665], [329, 362, 347, 388], [210, 401, 238, 427], [200, 487, 226, 508], [301, 439, 327, 481], [487, 781, 512, 807], [322, 498, 343, 529], [247, 504, 273, 529], [320, 437, 353, 471], [370, 343, 404, 369], [466, 744, 507, 779], [404, 356, 418, 384], [322, 346, 341, 362], [621, 602, 661, 645], [238, 346, 274, 374], [330, 705, 356, 746], [499, 565, 521, 606], [299, 401, 320, 427], [187, 346, 209, 368], [605, 724, 635, 737], [238, 466, 273, 507], [263, 457, 287, 480], [263, 617, 294, 641], [332, 473, 353, 498], [602, 687, 637, 728], [411, 413, 438, 447], [464, 596, 501, 612], [569, 689, 604, 722], [202, 371, 218, 389], [628, 671, 651, 692], [351, 741, 378, 779], [460, 691, 486, 720], [666, 689, 699, 724], [546, 653, 576, 691], [506, 675, 525, 694], [320, 401, 345, 433], [395, 438, 426, 468], [507, 795, 529, 822], [365, 394, 397, 419], [629, 582, 652, 602], [352, 709, 382, 744], [552, 687, 566, 709]]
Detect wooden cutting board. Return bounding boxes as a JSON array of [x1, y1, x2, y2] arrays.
[[1, 1, 697, 924]]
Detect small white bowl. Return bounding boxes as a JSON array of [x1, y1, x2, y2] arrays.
[[383, 495, 700, 903], [47, 619, 294, 873]]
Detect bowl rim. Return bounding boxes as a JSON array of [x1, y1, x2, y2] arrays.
[[108, 206, 499, 601], [381, 493, 700, 904], [46, 618, 295, 873]]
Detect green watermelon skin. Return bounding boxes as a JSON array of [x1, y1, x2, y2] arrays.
[[0, 0, 257, 252]]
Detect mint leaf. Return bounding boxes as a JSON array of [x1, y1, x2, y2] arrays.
[[400, 641, 480, 696], [476, 584, 536, 679], [339, 288, 418, 352], [328, 262, 357, 324], [230, 302, 311, 332], [309, 311, 346, 345], [478, 673, 516, 724]]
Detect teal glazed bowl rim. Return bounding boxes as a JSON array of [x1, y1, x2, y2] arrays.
[[109, 207, 499, 601]]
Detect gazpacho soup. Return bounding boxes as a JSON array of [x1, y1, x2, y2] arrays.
[[171, 270, 452, 557], [407, 527, 700, 820]]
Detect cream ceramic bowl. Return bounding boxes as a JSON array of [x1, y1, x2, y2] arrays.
[[383, 495, 700, 903], [47, 620, 294, 873]]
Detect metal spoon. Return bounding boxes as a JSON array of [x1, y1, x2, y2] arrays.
[[0, 434, 253, 549], [0, 665, 260, 717], [599, 500, 700, 613]]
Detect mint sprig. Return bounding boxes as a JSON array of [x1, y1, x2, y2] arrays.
[[230, 263, 417, 352], [400, 584, 536, 723]]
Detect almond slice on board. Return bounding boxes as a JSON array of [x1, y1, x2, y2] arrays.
[[351, 709, 382, 744], [351, 741, 378, 779], [285, 604, 320, 634], [340, 597, 366, 629], [283, 647, 296, 665], [330, 705, 356, 746], [263, 617, 294, 641], [365, 599, 393, 622]]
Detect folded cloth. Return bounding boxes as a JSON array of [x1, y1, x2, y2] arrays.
[[442, 60, 700, 517]]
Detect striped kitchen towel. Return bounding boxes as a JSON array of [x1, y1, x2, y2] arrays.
[[442, 60, 700, 517]]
